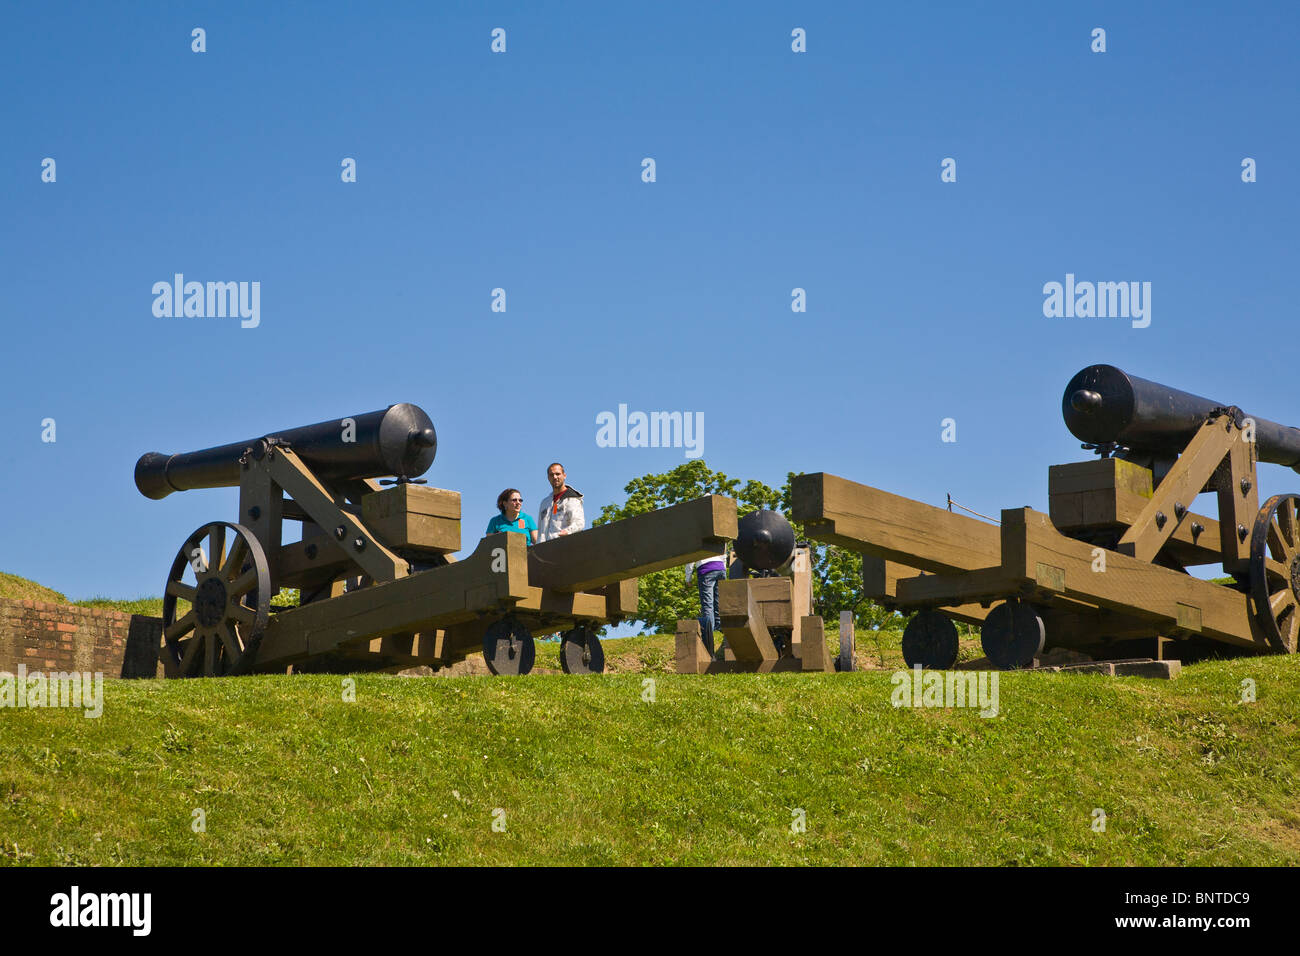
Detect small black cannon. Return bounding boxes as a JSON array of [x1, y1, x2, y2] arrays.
[[730, 509, 797, 575]]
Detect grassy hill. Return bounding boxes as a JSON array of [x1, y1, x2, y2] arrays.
[[0, 571, 169, 616], [1, 637, 1296, 866], [0, 572, 66, 604]]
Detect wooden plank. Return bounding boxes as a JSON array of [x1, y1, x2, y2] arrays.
[[257, 531, 531, 667], [717, 579, 776, 661], [792, 473, 1001, 573], [863, 556, 992, 624], [1216, 430, 1258, 574], [789, 547, 812, 653], [527, 495, 738, 592], [800, 615, 832, 671], [362, 484, 462, 521], [361, 485, 461, 554], [366, 512, 461, 555], [515, 587, 609, 620], [895, 566, 1029, 608], [1001, 508, 1263, 649], [1047, 458, 1153, 497]]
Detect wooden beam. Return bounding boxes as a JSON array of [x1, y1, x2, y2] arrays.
[[895, 566, 1030, 608], [239, 458, 283, 589], [863, 556, 992, 625], [1215, 428, 1259, 575], [602, 578, 639, 619], [527, 495, 737, 592], [792, 473, 1001, 573]]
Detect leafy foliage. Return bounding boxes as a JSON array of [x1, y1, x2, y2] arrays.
[[594, 461, 899, 635]]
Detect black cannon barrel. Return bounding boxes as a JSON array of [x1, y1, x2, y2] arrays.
[[734, 510, 796, 572], [135, 404, 437, 500], [1063, 365, 1300, 471]]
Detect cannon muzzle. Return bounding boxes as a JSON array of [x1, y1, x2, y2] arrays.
[[1063, 365, 1300, 471], [135, 404, 437, 500], [734, 510, 796, 572]]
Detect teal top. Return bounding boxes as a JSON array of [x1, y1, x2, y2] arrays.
[[487, 511, 537, 544]]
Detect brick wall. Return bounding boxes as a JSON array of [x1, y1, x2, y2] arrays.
[[0, 598, 163, 678]]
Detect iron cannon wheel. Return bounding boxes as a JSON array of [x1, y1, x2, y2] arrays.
[[559, 625, 606, 674], [483, 616, 535, 675], [980, 599, 1045, 670], [1249, 494, 1300, 653], [902, 609, 960, 669], [161, 522, 270, 678]]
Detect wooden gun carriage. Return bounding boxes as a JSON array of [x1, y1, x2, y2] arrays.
[[792, 366, 1300, 669], [135, 404, 737, 677], [675, 510, 836, 673]]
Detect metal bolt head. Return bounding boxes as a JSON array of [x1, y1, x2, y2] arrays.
[[1155, 512, 1167, 529], [334, 526, 346, 540], [248, 505, 261, 520], [1174, 502, 1186, 520], [1238, 524, 1249, 542], [1241, 477, 1253, 495], [305, 543, 318, 560], [353, 537, 366, 551], [1190, 521, 1205, 537]]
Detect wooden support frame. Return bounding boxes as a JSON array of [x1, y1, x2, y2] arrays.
[[1115, 419, 1239, 566], [798, 457, 1277, 663], [263, 448, 408, 584], [1001, 507, 1265, 649]]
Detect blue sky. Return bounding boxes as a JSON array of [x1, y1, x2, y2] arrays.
[[2, 1, 1297, 602]]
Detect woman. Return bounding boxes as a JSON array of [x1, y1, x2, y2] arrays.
[[486, 488, 538, 545]]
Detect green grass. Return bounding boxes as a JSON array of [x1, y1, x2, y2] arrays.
[[1, 635, 1296, 866], [0, 572, 66, 604], [69, 597, 169, 616]]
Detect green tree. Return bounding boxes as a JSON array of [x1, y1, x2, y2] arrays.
[[595, 461, 899, 635]]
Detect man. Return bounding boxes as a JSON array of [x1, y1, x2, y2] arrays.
[[685, 545, 728, 658], [537, 462, 584, 542]]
